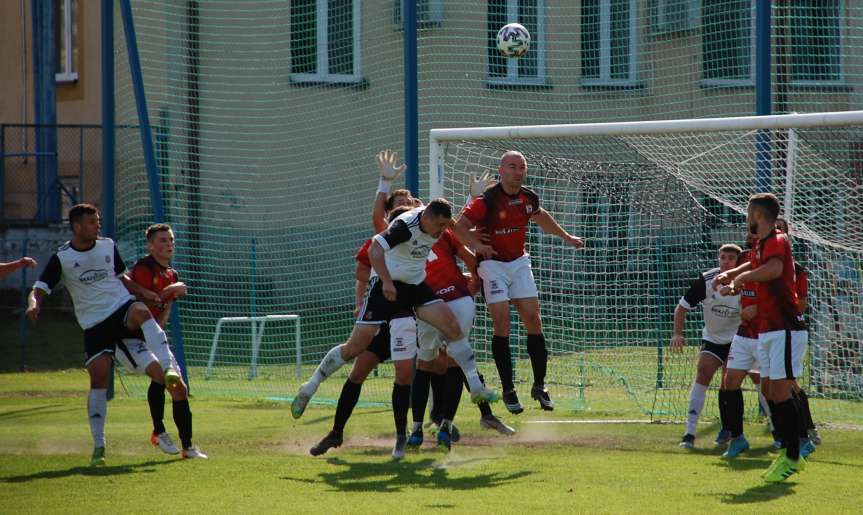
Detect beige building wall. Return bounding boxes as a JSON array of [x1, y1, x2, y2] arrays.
[[1, 0, 102, 221]]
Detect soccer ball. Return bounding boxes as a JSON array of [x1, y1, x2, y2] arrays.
[[496, 23, 531, 58]]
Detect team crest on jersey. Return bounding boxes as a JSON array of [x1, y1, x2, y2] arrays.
[[105, 255, 111, 263], [526, 205, 534, 214], [364, 311, 373, 320]]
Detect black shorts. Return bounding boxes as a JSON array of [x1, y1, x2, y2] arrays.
[[357, 277, 441, 325], [700, 340, 731, 363], [83, 300, 138, 365], [367, 324, 392, 363]]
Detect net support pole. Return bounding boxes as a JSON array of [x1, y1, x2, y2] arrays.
[[31, 0, 59, 224], [404, 0, 419, 196], [101, 0, 116, 400], [755, 0, 772, 192], [119, 0, 189, 388], [783, 128, 797, 227]]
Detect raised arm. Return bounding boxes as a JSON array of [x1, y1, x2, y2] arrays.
[[532, 208, 584, 248], [372, 150, 407, 233]]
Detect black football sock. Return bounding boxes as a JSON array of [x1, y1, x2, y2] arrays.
[[728, 389, 745, 438], [718, 390, 730, 433], [148, 381, 166, 435], [795, 389, 816, 432], [392, 383, 411, 435], [774, 398, 801, 461], [471, 373, 493, 418], [172, 399, 193, 450], [768, 400, 781, 440], [429, 371, 446, 423], [526, 333, 548, 387], [411, 370, 432, 425], [492, 335, 514, 391], [444, 366, 465, 422], [333, 379, 362, 434]]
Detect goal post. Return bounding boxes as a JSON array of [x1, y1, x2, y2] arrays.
[[430, 111, 863, 424], [205, 315, 302, 381]]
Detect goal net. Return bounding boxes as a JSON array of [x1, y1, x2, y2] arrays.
[[431, 111, 863, 423]]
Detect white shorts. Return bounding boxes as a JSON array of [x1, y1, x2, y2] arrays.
[[758, 329, 808, 381], [478, 255, 538, 305], [726, 334, 759, 372], [417, 296, 475, 361], [115, 338, 160, 375], [389, 316, 417, 362]]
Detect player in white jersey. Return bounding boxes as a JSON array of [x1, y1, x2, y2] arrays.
[[292, 198, 499, 459], [26, 204, 180, 466], [670, 244, 743, 449]]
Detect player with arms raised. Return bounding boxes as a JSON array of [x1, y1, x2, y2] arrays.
[[454, 151, 584, 413], [716, 193, 809, 482], [26, 204, 179, 466]]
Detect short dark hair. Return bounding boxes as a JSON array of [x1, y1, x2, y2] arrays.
[[385, 189, 412, 212], [425, 198, 453, 219], [719, 243, 743, 256], [775, 217, 789, 233], [387, 206, 411, 222], [68, 203, 98, 229], [748, 193, 780, 221], [146, 223, 173, 240]]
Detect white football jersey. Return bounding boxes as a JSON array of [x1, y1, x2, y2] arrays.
[[34, 237, 135, 329], [372, 207, 440, 284], [678, 267, 741, 345]]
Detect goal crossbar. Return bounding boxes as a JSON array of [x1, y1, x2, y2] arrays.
[[428, 110, 863, 198]]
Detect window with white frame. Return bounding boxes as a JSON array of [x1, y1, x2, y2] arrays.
[[487, 0, 547, 86], [702, 0, 754, 84], [653, 0, 698, 33], [290, 0, 363, 84], [702, 0, 843, 86], [789, 0, 842, 83], [581, 0, 639, 86], [55, 0, 78, 83]]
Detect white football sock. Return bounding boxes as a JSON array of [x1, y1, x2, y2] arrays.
[[140, 319, 173, 371], [445, 337, 483, 394], [685, 382, 708, 436], [88, 389, 108, 448], [307, 345, 347, 392]]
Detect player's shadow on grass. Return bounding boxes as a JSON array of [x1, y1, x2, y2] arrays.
[[720, 482, 795, 504], [282, 457, 531, 493], [1, 459, 181, 483], [0, 404, 78, 421]]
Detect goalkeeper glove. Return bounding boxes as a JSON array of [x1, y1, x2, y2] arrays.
[[376, 149, 407, 194]]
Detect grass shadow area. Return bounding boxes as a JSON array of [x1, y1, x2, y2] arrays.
[[1, 458, 182, 483], [720, 482, 796, 504], [283, 456, 531, 493]]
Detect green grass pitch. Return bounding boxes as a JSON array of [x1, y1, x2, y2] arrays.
[[1, 370, 862, 514]]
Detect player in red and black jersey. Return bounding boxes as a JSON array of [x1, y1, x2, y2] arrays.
[[716, 194, 808, 482], [455, 151, 584, 413], [776, 218, 819, 446], [121, 224, 206, 459]]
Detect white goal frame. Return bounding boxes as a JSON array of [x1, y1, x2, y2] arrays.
[[428, 110, 863, 200], [205, 314, 302, 380]]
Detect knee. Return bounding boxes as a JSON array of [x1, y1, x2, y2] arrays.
[[394, 367, 413, 385], [523, 313, 542, 333], [695, 365, 715, 385], [129, 303, 153, 324], [170, 382, 188, 400]]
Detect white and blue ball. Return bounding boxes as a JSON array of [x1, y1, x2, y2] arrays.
[[496, 23, 531, 58]]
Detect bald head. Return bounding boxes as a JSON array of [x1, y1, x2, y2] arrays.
[[498, 151, 527, 194]]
